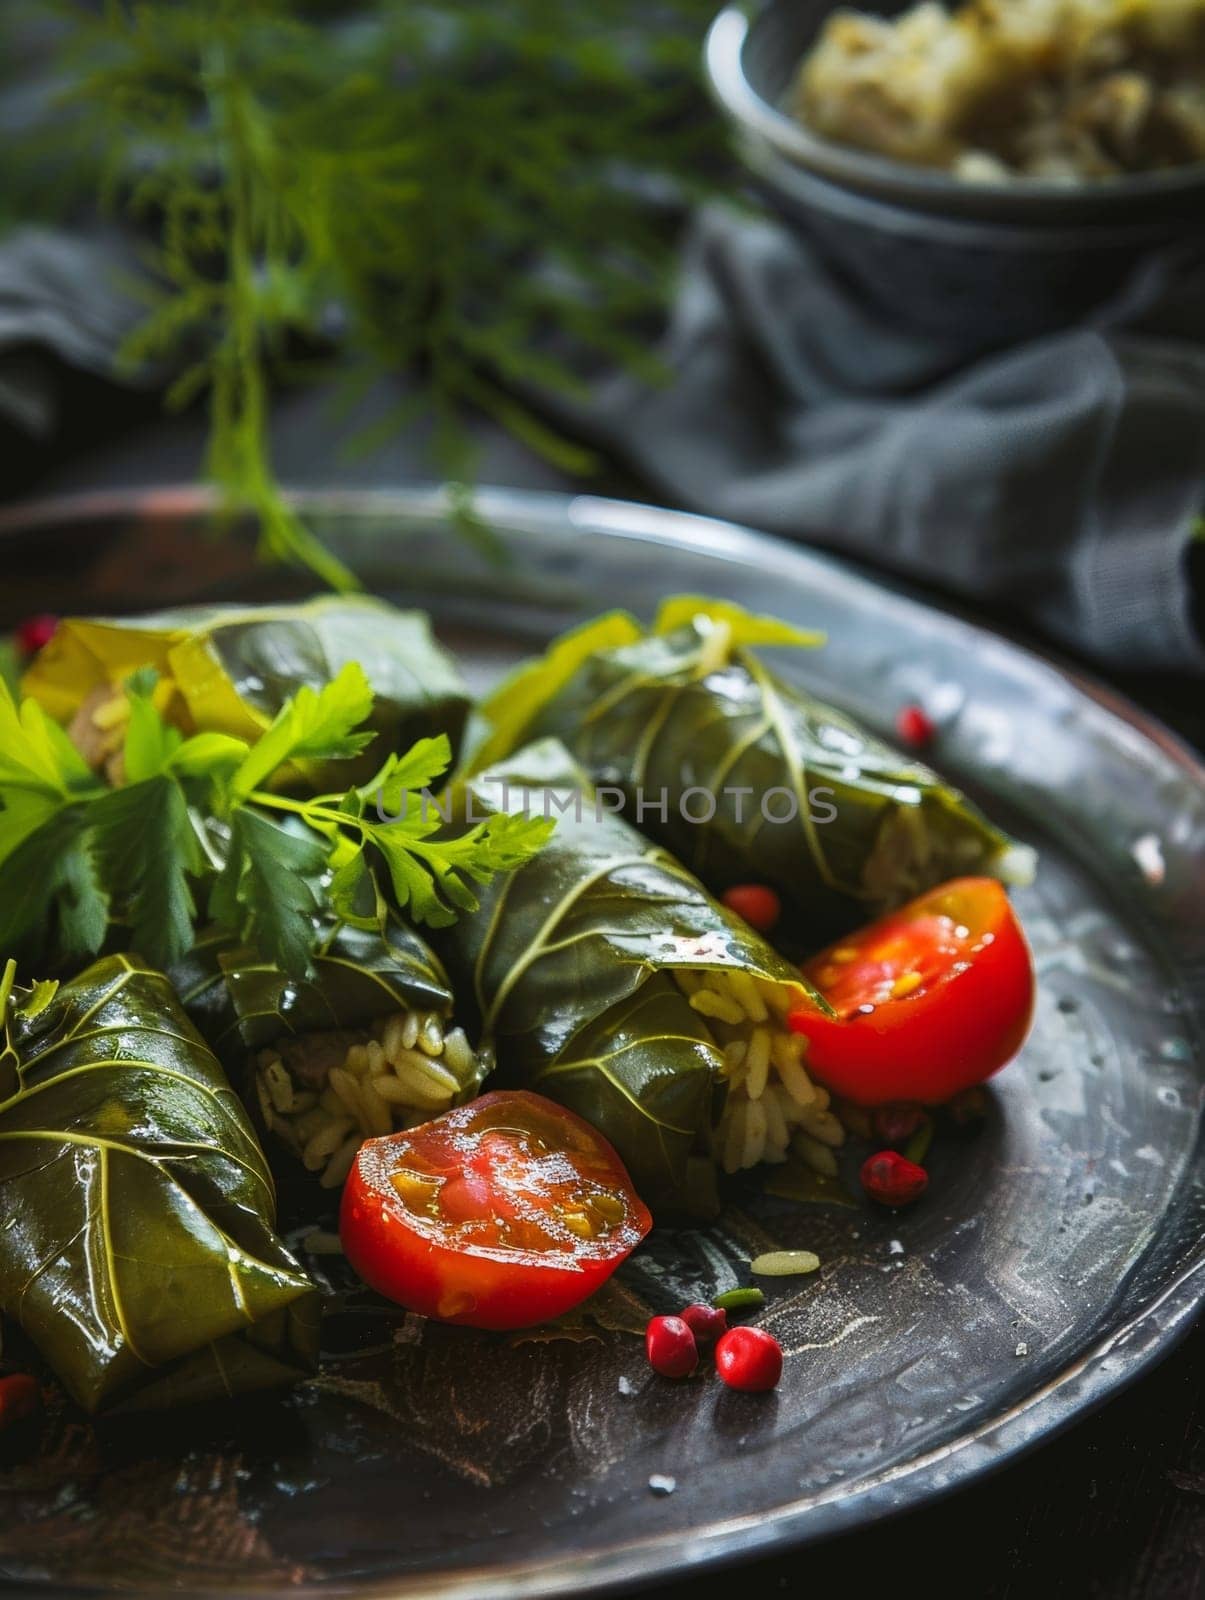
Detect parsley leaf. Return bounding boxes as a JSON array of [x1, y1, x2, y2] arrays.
[[122, 668, 185, 783], [230, 662, 375, 801], [0, 656, 551, 978], [170, 732, 254, 779], [0, 681, 98, 799], [370, 735, 459, 814], [210, 810, 327, 977], [366, 805, 555, 928], [0, 810, 108, 970], [248, 736, 554, 942], [0, 682, 104, 870], [90, 777, 203, 967]]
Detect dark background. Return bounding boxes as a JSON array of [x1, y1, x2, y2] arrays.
[[3, 372, 1204, 1600]]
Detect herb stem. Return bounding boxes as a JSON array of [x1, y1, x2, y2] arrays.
[[903, 1120, 934, 1167], [250, 791, 366, 835], [0, 961, 16, 1027]]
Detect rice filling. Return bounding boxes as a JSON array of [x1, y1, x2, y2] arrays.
[[254, 1007, 489, 1189], [672, 970, 846, 1176]]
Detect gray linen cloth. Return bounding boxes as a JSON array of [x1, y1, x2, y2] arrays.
[[538, 206, 1205, 674]]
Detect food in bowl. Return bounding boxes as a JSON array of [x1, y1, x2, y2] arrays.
[[794, 0, 1205, 182]]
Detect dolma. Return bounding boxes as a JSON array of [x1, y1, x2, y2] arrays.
[[438, 739, 842, 1219], [0, 954, 318, 1414], [473, 598, 1032, 943], [22, 596, 470, 789], [174, 919, 489, 1190]]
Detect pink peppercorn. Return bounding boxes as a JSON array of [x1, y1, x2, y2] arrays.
[[895, 704, 935, 749], [873, 1104, 930, 1147], [860, 1149, 929, 1207], [645, 1315, 698, 1379], [679, 1303, 727, 1345], [720, 885, 781, 934], [0, 1374, 41, 1432], [15, 614, 59, 660], [715, 1326, 782, 1392]]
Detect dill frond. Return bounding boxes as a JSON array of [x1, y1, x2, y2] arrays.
[[3, 0, 727, 586]]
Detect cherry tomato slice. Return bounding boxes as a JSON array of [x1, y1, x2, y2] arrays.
[[340, 1090, 652, 1329], [789, 877, 1035, 1106]]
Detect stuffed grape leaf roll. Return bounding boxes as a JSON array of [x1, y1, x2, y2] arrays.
[[0, 954, 318, 1414], [472, 597, 1032, 943], [22, 596, 470, 789], [174, 919, 489, 1190], [438, 739, 842, 1219]]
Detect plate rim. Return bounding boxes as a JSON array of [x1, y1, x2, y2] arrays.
[[1, 482, 1203, 1600]]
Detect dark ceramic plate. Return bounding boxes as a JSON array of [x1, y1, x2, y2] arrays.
[[1, 487, 1203, 1599]]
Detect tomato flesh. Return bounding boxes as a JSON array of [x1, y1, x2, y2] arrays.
[[789, 877, 1035, 1106], [340, 1090, 652, 1329]]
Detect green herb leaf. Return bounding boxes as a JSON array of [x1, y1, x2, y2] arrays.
[[0, 809, 108, 970], [122, 669, 184, 783], [210, 810, 327, 979], [170, 731, 254, 778], [364, 803, 555, 929], [90, 776, 203, 968], [1, 647, 551, 976], [0, 680, 100, 847], [370, 734, 456, 814], [231, 661, 376, 800], [50, 826, 111, 965], [5, 1, 726, 585]]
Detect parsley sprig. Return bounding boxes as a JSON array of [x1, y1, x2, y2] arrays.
[[0, 663, 552, 978]]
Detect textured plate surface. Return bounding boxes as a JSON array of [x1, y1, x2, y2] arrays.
[[0, 487, 1203, 1598]]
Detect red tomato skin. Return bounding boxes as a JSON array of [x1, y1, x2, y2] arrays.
[[792, 879, 1035, 1107], [340, 1091, 652, 1331]]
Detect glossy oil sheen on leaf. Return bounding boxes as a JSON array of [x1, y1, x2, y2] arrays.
[[0, 955, 318, 1413], [437, 740, 819, 1219], [23, 597, 472, 790], [476, 600, 1027, 942]]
